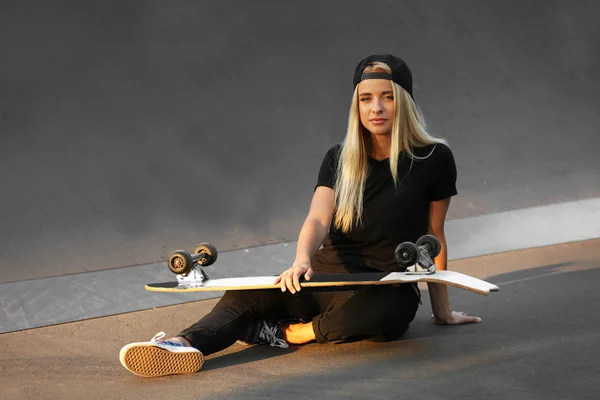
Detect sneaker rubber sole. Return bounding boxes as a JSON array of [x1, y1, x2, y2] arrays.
[[120, 344, 204, 377]]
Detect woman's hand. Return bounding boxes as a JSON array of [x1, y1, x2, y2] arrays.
[[432, 311, 482, 325], [274, 261, 313, 294]]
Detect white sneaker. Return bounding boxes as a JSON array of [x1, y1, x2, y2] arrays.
[[119, 332, 204, 377]]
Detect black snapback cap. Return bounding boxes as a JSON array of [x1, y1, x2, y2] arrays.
[[353, 54, 413, 98]]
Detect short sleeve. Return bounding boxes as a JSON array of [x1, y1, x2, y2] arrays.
[[315, 145, 340, 191], [428, 144, 458, 201]]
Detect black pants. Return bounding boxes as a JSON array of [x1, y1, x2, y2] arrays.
[[179, 283, 420, 356]]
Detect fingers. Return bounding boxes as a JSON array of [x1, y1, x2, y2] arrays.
[[276, 268, 297, 293], [279, 271, 289, 292], [456, 310, 481, 324], [290, 266, 308, 293], [452, 311, 481, 324], [304, 267, 313, 281], [276, 268, 299, 292], [463, 315, 482, 324], [276, 264, 312, 294], [433, 311, 482, 325], [285, 272, 296, 293], [292, 270, 302, 293]]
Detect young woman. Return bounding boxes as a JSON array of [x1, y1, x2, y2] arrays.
[[120, 54, 481, 378]]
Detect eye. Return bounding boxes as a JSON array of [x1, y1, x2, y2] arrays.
[[359, 97, 371, 102], [384, 95, 394, 101]]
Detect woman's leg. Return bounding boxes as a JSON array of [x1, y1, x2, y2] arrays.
[[253, 284, 420, 345], [120, 288, 333, 377], [308, 283, 420, 344], [176, 287, 341, 355], [119, 288, 346, 377], [120, 284, 418, 377]]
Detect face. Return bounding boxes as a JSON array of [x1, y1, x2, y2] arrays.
[[357, 79, 395, 136]]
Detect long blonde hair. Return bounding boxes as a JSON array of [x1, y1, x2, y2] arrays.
[[333, 62, 447, 233]]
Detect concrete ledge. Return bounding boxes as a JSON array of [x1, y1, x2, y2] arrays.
[[446, 197, 600, 260]]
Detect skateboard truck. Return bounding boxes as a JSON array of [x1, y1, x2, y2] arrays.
[[394, 235, 441, 275], [405, 248, 437, 275], [176, 267, 209, 284], [167, 242, 218, 283]]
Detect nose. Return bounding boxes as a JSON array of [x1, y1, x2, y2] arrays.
[[372, 99, 383, 114]]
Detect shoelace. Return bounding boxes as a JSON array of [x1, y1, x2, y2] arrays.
[[257, 321, 289, 348], [151, 331, 185, 347]]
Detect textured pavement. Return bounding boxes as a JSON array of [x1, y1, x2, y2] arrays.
[[2, 240, 599, 400]]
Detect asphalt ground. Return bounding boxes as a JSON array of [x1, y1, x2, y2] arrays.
[[2, 239, 598, 400]]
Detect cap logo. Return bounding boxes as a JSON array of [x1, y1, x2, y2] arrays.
[[360, 72, 393, 81]]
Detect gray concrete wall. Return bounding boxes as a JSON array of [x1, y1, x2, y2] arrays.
[[1, 0, 599, 283]]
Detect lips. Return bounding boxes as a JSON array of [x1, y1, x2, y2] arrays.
[[370, 119, 388, 124]]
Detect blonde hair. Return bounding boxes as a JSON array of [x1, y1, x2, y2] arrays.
[[333, 62, 447, 233]]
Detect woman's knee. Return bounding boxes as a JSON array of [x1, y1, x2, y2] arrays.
[[313, 287, 418, 342], [358, 305, 416, 334]]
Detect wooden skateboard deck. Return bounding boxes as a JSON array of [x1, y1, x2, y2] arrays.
[[146, 271, 499, 296]]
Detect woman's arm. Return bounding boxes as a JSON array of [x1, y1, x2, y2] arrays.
[[274, 186, 335, 293], [427, 198, 481, 325]]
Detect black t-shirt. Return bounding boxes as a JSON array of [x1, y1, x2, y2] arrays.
[[311, 143, 457, 274]]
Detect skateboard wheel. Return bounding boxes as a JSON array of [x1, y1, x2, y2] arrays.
[[168, 250, 194, 275], [193, 242, 218, 266], [394, 242, 418, 267], [416, 234, 441, 258]]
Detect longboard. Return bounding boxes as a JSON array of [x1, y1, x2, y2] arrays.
[[146, 271, 499, 296]]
